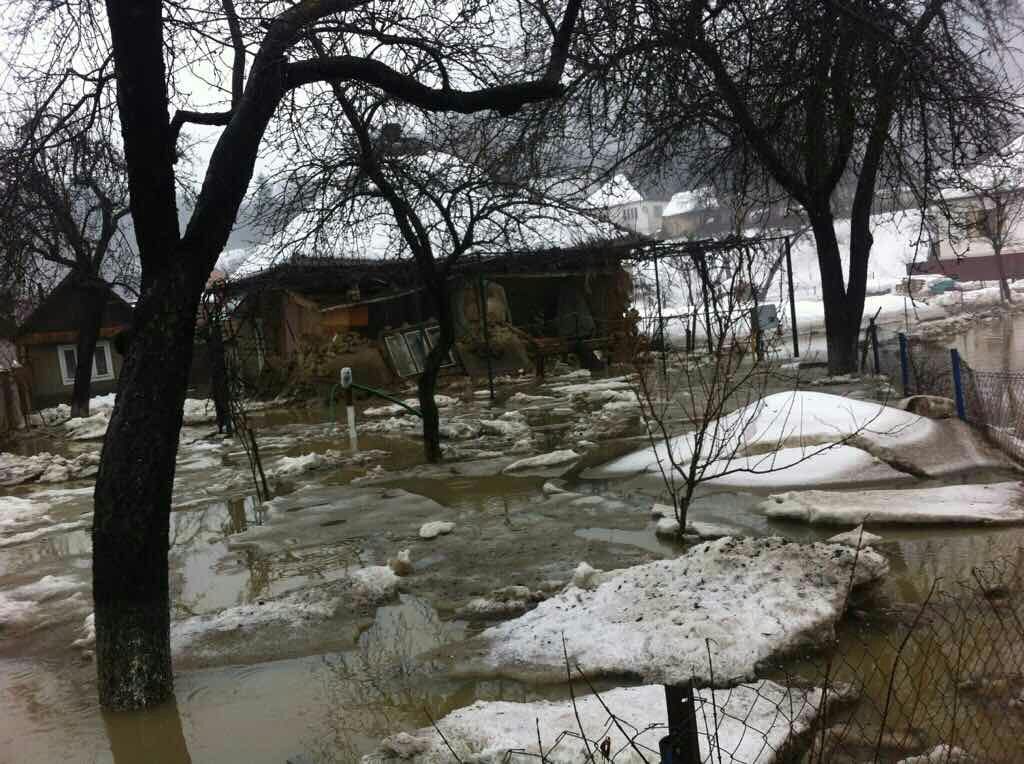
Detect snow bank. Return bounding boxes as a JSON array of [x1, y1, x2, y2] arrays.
[[476, 536, 888, 686], [363, 680, 825, 764], [591, 392, 930, 478], [761, 482, 1024, 525], [701, 445, 911, 489], [503, 450, 580, 476]]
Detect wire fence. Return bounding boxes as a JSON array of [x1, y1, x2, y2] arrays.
[[874, 329, 1024, 463], [962, 364, 1024, 464], [508, 550, 1024, 764]]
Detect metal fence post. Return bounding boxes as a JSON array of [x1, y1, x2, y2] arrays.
[[951, 348, 966, 421], [898, 333, 910, 395], [785, 236, 799, 358], [660, 683, 701, 764]]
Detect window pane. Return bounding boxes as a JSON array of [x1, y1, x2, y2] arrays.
[[94, 346, 109, 376], [62, 348, 77, 379], [403, 330, 428, 371]]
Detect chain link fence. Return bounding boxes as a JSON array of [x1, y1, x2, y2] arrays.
[[962, 363, 1024, 463], [874, 329, 1023, 463]]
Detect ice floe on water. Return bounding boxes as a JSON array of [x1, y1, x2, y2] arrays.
[[1, 575, 90, 636], [363, 680, 827, 763], [0, 519, 91, 549], [503, 449, 580, 476], [761, 482, 1024, 525], [170, 564, 401, 658], [470, 536, 888, 686], [0, 451, 100, 486], [828, 525, 884, 547]]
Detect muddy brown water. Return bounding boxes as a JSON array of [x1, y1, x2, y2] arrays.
[[2, 371, 1023, 763]]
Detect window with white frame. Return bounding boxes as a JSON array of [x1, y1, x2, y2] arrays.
[[58, 341, 115, 386]]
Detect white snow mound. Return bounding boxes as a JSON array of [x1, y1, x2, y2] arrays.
[[592, 391, 930, 478]]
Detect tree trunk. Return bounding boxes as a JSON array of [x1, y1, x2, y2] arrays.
[[70, 281, 110, 419], [92, 262, 205, 710], [993, 247, 1014, 303], [809, 211, 861, 374], [417, 283, 456, 464]]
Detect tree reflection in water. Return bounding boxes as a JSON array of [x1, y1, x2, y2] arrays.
[[103, 696, 192, 764]]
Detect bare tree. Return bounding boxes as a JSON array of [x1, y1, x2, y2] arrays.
[[574, 0, 1023, 373], [937, 140, 1024, 303], [0, 129, 135, 417], [629, 239, 883, 534], [6, 0, 585, 709]]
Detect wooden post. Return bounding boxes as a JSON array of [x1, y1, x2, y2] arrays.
[[951, 348, 966, 420], [785, 237, 799, 358], [660, 682, 702, 764]]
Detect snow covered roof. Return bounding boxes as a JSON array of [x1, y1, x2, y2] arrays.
[[939, 133, 1024, 199], [584, 173, 642, 208], [233, 152, 625, 279], [663, 187, 717, 217]]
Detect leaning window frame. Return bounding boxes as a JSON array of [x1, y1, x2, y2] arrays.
[[57, 340, 115, 386]]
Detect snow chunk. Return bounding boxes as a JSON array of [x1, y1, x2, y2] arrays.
[[477, 536, 888, 686], [62, 413, 110, 441], [503, 450, 580, 476], [655, 517, 681, 537], [350, 566, 401, 601], [362, 680, 825, 764], [457, 586, 545, 618], [419, 521, 455, 539], [570, 562, 602, 590], [72, 613, 96, 649], [828, 525, 884, 547], [761, 482, 1024, 525]]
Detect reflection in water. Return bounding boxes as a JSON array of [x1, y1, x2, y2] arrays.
[[302, 596, 466, 763], [103, 698, 191, 764]]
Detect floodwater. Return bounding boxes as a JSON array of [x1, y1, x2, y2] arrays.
[[1, 367, 1023, 763]]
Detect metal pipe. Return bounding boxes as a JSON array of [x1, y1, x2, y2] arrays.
[[785, 237, 800, 358]]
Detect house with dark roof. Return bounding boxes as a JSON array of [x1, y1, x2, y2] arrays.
[[15, 276, 133, 407], [223, 241, 639, 390]]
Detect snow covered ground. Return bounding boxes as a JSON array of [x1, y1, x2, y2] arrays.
[[761, 482, 1024, 525], [363, 680, 826, 763], [473, 536, 888, 687]]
